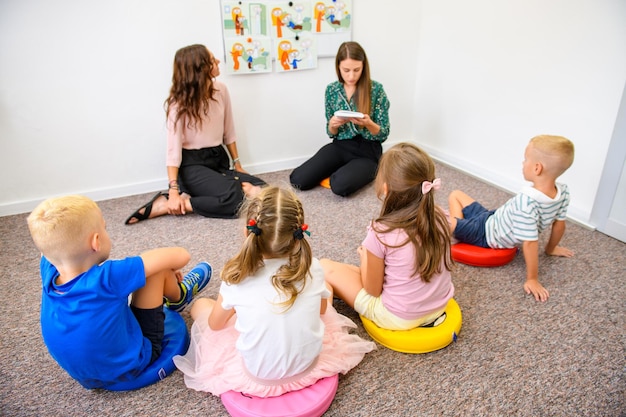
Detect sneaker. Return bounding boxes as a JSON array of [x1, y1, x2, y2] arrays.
[[166, 262, 212, 312]]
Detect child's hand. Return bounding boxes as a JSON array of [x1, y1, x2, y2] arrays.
[[546, 246, 574, 257], [174, 270, 183, 283], [524, 279, 549, 302]]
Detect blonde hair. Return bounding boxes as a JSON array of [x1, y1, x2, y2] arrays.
[[221, 186, 313, 311], [27, 195, 101, 263], [529, 135, 575, 178], [374, 143, 453, 282]]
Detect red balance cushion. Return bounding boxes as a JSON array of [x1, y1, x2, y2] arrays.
[[451, 243, 517, 267]]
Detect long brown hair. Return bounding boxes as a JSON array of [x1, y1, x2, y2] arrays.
[[373, 143, 453, 282], [335, 41, 371, 115], [164, 44, 217, 129], [221, 186, 313, 311]]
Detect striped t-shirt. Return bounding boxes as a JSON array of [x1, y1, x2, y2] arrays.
[[485, 183, 570, 248]]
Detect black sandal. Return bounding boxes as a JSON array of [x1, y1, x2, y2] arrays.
[[124, 191, 168, 225]]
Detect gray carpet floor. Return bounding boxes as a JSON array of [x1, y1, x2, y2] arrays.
[[1, 164, 624, 417]]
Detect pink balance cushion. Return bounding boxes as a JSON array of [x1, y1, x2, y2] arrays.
[[451, 243, 518, 267], [220, 374, 339, 417]]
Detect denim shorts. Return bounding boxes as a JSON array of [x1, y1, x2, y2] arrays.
[[453, 201, 495, 248]]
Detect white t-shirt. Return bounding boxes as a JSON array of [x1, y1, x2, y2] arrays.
[[219, 257, 331, 380], [486, 183, 570, 248]]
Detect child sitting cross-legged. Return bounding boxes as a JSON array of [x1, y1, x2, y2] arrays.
[[27, 195, 211, 389], [321, 143, 455, 331], [173, 186, 375, 397]]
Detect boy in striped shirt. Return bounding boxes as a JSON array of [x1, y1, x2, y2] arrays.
[[448, 135, 575, 302]]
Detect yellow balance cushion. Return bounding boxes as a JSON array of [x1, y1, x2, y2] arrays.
[[360, 298, 462, 354]]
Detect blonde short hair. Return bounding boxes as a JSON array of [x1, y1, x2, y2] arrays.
[[529, 135, 575, 177], [27, 195, 101, 262]]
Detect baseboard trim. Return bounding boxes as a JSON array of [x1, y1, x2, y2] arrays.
[[0, 143, 596, 229]]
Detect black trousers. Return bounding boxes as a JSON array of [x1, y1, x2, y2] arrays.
[[290, 136, 382, 196], [179, 146, 266, 218]]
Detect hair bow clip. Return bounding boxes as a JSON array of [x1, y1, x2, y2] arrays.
[[246, 219, 262, 236], [293, 224, 311, 240], [421, 178, 442, 195]]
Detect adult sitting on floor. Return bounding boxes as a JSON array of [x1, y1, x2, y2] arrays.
[[126, 44, 265, 225], [289, 41, 390, 197]]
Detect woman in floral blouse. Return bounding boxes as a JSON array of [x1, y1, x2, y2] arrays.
[[290, 41, 390, 197]]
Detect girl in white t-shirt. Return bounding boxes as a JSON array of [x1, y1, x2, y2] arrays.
[[174, 186, 374, 397], [322, 143, 455, 330]]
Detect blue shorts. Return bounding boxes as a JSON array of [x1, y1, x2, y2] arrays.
[[453, 201, 495, 248], [131, 305, 165, 363]]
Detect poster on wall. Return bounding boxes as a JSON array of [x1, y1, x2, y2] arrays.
[[274, 35, 318, 72], [220, 0, 351, 74], [224, 36, 273, 74]]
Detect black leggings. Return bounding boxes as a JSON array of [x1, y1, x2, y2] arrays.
[[178, 146, 266, 218], [290, 136, 382, 196]]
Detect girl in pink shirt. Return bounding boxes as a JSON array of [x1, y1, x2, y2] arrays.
[[125, 44, 265, 224], [322, 143, 454, 330]]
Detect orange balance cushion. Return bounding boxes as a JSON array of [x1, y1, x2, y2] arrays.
[[451, 243, 517, 267]]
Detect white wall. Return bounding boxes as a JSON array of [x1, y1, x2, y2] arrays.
[[1, 0, 624, 227], [413, 0, 626, 225], [0, 0, 418, 215]]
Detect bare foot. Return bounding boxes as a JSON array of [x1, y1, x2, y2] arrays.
[[242, 182, 262, 198], [150, 195, 169, 217]]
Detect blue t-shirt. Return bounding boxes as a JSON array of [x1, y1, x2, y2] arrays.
[[39, 255, 151, 389]]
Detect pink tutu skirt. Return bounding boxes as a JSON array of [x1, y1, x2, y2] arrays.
[[173, 305, 376, 397]]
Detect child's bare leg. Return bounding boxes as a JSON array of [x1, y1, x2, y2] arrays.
[[320, 258, 363, 309], [131, 270, 182, 309], [189, 298, 216, 321], [448, 190, 476, 232]]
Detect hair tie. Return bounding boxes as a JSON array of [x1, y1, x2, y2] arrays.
[[246, 219, 262, 236], [421, 178, 441, 195], [293, 224, 310, 240]]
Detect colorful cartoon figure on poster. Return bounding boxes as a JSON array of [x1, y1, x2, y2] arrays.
[[284, 13, 303, 31], [300, 38, 315, 67], [232, 7, 245, 35], [278, 40, 292, 70], [231, 42, 244, 70], [324, 1, 351, 31], [332, 1, 346, 26], [314, 2, 325, 32], [289, 50, 302, 69], [272, 7, 285, 37], [246, 49, 254, 69], [294, 3, 305, 25]]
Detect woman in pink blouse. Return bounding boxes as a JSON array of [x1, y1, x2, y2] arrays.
[[126, 44, 265, 224]]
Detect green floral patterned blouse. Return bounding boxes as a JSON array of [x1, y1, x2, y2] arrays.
[[324, 80, 390, 142]]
